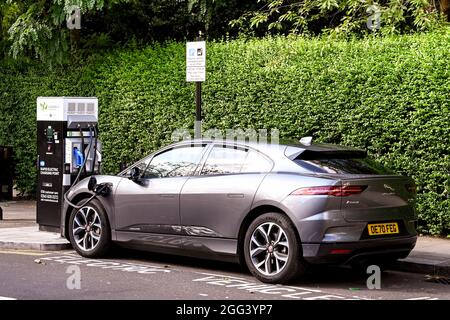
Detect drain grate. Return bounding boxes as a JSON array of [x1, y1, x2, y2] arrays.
[[425, 275, 450, 285]]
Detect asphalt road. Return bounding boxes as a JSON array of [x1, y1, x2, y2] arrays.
[[0, 248, 448, 300]]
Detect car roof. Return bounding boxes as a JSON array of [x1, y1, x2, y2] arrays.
[[170, 139, 365, 158], [118, 139, 367, 176]]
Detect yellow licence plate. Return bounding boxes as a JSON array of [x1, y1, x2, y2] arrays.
[[368, 222, 399, 236]]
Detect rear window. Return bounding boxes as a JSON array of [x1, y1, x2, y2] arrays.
[[293, 158, 392, 174]]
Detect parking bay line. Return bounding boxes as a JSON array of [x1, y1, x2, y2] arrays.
[[190, 272, 441, 301], [40, 254, 172, 274], [191, 272, 370, 300], [405, 297, 439, 300]]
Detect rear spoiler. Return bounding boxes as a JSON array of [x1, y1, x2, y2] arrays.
[[296, 149, 367, 160], [286, 145, 367, 160]]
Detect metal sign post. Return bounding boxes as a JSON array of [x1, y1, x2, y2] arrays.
[[195, 81, 202, 139], [186, 32, 206, 139]]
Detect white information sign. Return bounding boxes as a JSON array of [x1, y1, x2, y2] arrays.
[[186, 41, 206, 82]]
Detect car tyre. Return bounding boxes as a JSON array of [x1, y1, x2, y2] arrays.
[[243, 212, 306, 284], [68, 198, 111, 258]]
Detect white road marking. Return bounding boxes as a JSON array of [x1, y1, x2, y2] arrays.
[[41, 254, 171, 274], [191, 272, 362, 300], [191, 272, 440, 301], [0, 296, 16, 300], [405, 297, 439, 300]]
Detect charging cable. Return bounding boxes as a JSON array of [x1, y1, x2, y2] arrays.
[[64, 126, 95, 210]]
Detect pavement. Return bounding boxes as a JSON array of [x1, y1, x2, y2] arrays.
[[0, 201, 70, 251], [393, 236, 450, 276], [0, 201, 36, 228], [0, 200, 449, 277]]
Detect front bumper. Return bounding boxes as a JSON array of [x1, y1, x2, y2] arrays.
[[302, 235, 417, 265]]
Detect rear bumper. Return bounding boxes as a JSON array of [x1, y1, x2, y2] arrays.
[[302, 235, 417, 265]]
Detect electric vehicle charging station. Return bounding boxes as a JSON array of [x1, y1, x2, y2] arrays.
[[36, 97, 101, 232]]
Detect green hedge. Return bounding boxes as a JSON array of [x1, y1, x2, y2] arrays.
[[1, 30, 450, 235]]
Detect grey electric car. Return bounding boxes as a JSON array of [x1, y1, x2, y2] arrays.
[[62, 139, 418, 283]]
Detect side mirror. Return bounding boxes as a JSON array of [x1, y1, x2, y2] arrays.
[[129, 167, 141, 182], [88, 176, 97, 191]]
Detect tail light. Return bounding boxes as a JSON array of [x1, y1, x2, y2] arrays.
[[290, 185, 367, 197], [405, 183, 416, 194]]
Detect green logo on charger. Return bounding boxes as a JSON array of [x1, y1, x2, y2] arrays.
[[40, 102, 48, 111]]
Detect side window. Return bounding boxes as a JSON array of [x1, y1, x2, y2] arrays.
[[241, 150, 273, 173], [201, 145, 249, 175], [143, 146, 205, 178]]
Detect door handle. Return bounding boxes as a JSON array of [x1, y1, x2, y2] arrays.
[[159, 194, 176, 198], [227, 193, 244, 198]]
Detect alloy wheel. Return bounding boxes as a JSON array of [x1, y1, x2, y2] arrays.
[[72, 206, 102, 251], [249, 222, 289, 276]]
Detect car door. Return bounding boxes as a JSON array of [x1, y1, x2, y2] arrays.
[[180, 143, 273, 239], [114, 144, 208, 236]]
